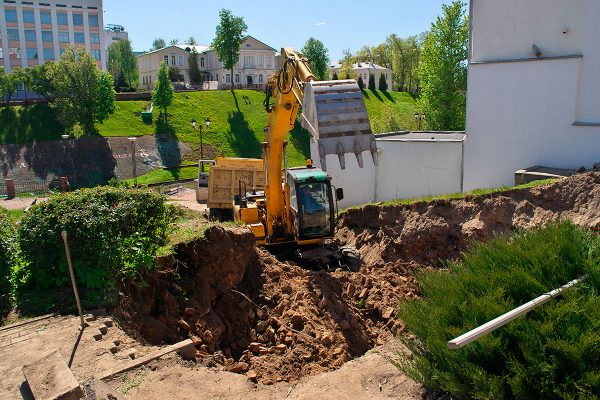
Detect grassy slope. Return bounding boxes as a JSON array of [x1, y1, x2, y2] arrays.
[[362, 90, 418, 133], [0, 104, 64, 144]]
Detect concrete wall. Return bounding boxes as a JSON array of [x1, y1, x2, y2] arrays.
[[464, 0, 600, 190], [311, 132, 465, 209]]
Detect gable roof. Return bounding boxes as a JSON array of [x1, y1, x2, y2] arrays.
[[174, 44, 210, 53], [243, 35, 276, 51], [329, 61, 390, 71]]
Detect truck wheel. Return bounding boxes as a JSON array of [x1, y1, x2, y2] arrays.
[[340, 246, 361, 272]]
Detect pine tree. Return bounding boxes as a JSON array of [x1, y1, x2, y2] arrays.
[[378, 73, 388, 91], [357, 75, 365, 90], [332, 72, 338, 80], [368, 74, 376, 91]]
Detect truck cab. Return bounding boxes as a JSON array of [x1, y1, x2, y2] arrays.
[[287, 167, 336, 242]]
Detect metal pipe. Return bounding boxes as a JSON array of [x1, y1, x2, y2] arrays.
[[448, 277, 585, 349]]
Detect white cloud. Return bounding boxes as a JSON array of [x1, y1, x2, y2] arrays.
[[315, 21, 326, 26]]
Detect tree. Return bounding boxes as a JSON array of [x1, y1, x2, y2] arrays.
[[418, 1, 468, 130], [169, 38, 179, 46], [338, 49, 356, 80], [108, 39, 139, 91], [168, 66, 183, 82], [301, 38, 330, 81], [23, 64, 54, 100], [357, 75, 365, 90], [153, 61, 173, 122], [151, 38, 166, 51], [212, 9, 247, 92], [368, 74, 376, 91], [46, 47, 115, 134], [331, 72, 338, 80], [185, 36, 198, 46], [378, 73, 388, 91], [188, 48, 203, 84], [0, 67, 20, 106]]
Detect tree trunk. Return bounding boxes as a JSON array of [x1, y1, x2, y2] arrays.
[[230, 67, 234, 93]]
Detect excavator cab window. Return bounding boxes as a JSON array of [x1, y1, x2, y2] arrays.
[[295, 182, 334, 238]]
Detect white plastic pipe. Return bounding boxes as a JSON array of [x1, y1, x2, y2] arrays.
[[447, 277, 585, 349]]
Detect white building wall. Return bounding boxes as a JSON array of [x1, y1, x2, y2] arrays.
[[464, 0, 600, 190], [311, 133, 465, 209]]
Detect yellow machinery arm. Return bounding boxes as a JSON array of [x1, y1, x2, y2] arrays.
[[262, 48, 315, 240]]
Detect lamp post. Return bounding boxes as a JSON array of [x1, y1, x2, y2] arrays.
[[61, 134, 73, 191], [191, 117, 211, 173], [414, 112, 426, 131], [128, 137, 137, 186]]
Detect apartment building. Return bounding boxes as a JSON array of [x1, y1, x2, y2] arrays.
[[138, 35, 277, 90], [0, 0, 106, 72]]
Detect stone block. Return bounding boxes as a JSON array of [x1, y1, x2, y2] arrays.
[[22, 349, 83, 400]]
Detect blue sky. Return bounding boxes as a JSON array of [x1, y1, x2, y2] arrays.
[[103, 0, 448, 61]]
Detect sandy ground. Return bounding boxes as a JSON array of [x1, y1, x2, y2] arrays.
[[0, 197, 47, 210], [118, 338, 422, 400]]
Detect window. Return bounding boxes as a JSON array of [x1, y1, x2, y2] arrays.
[[9, 47, 21, 59], [226, 74, 231, 83], [24, 30, 36, 42], [91, 49, 100, 60], [5, 9, 17, 23], [72, 13, 83, 26], [43, 47, 55, 60], [26, 48, 38, 60], [163, 55, 168, 64], [258, 55, 263, 66], [40, 11, 52, 24], [57, 12, 67, 25], [243, 56, 253, 67], [88, 14, 98, 27], [58, 31, 69, 43], [235, 74, 240, 83], [259, 74, 263, 83], [245, 43, 251, 47], [22, 9, 34, 23], [42, 31, 53, 43], [171, 55, 175, 66], [90, 32, 100, 44], [142, 76, 145, 85], [200, 57, 204, 67], [178, 55, 184, 66], [74, 32, 85, 43], [266, 56, 272, 68], [0, 48, 3, 60], [59, 48, 66, 56], [7, 29, 19, 41]]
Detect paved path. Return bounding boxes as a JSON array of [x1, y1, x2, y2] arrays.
[[164, 188, 207, 213], [0, 197, 47, 211]]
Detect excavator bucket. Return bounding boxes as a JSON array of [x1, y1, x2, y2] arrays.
[[301, 80, 379, 171]]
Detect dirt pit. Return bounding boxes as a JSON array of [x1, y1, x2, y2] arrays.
[[116, 172, 600, 385]]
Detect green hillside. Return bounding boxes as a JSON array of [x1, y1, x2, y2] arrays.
[[0, 89, 417, 173]]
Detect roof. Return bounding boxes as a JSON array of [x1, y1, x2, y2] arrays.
[[138, 35, 274, 57], [244, 35, 276, 51], [329, 61, 390, 71], [287, 168, 329, 183], [138, 45, 195, 56], [174, 44, 210, 53]]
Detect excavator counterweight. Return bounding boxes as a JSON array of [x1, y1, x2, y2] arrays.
[[301, 80, 379, 171]]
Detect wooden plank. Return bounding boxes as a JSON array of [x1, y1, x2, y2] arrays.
[[95, 339, 195, 381]]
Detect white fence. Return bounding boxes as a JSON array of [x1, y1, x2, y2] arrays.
[[311, 131, 466, 209]]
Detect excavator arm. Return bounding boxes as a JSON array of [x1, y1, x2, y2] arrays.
[[259, 47, 378, 244]]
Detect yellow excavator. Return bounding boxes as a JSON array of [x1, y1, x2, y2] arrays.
[[230, 48, 378, 267]]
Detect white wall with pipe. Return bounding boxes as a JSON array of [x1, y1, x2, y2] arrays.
[[311, 132, 466, 209]]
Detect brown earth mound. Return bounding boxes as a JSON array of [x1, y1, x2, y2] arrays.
[[117, 172, 600, 384]]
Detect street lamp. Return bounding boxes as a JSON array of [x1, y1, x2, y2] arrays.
[[414, 112, 426, 131], [128, 137, 137, 187]]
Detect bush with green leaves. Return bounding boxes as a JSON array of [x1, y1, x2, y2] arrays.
[[400, 222, 600, 399], [15, 187, 176, 307], [0, 209, 17, 316]]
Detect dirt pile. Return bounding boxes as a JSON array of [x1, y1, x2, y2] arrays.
[[337, 172, 600, 267], [117, 172, 600, 385]]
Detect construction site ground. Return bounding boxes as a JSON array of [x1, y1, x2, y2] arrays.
[[3, 172, 600, 399]]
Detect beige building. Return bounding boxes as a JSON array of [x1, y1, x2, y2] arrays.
[[329, 62, 392, 89], [0, 0, 106, 71], [137, 35, 277, 90]]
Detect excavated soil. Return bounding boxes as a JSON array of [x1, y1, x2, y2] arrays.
[[117, 172, 600, 385]]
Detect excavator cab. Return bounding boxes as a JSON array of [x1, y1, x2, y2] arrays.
[[287, 167, 335, 242]]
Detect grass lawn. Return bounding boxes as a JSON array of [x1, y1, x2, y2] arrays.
[[362, 90, 418, 133], [0, 104, 65, 144], [122, 165, 199, 186]]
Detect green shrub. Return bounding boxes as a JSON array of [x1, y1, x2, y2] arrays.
[[0, 208, 17, 316], [368, 73, 376, 91], [14, 187, 176, 310], [400, 222, 600, 399]]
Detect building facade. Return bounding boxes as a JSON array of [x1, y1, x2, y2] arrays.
[[137, 35, 277, 90], [0, 0, 106, 72], [463, 0, 600, 190], [328, 62, 392, 88], [103, 23, 128, 61]]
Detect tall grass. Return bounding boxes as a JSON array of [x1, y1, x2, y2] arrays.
[[400, 222, 600, 399]]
